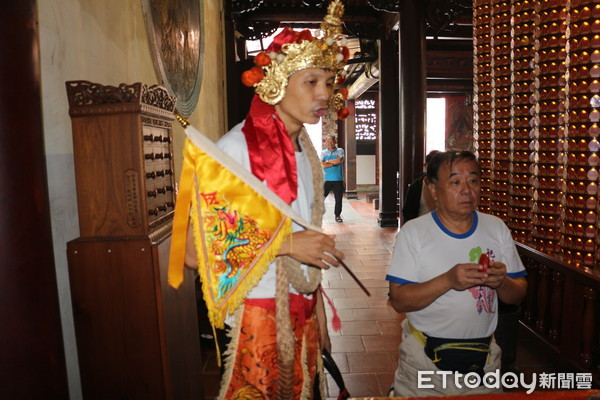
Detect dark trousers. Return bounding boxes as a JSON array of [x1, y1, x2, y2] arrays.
[[324, 181, 344, 217]]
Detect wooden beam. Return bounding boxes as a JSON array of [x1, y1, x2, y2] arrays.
[[426, 24, 473, 40], [427, 39, 473, 52], [427, 78, 473, 94], [236, 6, 379, 24], [427, 50, 473, 79]]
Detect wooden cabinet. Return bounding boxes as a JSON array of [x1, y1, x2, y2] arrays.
[[66, 81, 203, 399], [66, 80, 177, 238], [67, 237, 202, 399]]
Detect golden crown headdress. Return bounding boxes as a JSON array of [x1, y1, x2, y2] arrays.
[[241, 0, 350, 119]]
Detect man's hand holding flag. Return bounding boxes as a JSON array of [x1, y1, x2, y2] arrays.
[[168, 122, 369, 330]]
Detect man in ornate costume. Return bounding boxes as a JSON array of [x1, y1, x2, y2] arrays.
[[178, 2, 351, 398]]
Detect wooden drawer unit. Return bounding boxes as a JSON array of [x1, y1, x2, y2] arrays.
[[66, 81, 204, 399], [66, 80, 176, 238]]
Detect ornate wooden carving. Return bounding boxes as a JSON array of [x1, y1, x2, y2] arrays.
[[236, 20, 280, 40], [425, 0, 472, 38], [67, 81, 142, 106], [344, 21, 380, 39], [232, 0, 265, 13], [66, 80, 202, 399], [367, 0, 399, 13], [301, 0, 326, 6], [517, 243, 600, 385], [66, 81, 176, 119], [549, 271, 564, 343], [66, 81, 177, 239]]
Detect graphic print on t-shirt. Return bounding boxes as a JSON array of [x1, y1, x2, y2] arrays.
[[468, 246, 496, 314]]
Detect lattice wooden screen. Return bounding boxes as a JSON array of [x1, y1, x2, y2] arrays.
[[474, 0, 600, 269]]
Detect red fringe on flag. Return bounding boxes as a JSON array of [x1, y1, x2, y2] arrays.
[[320, 286, 341, 332]]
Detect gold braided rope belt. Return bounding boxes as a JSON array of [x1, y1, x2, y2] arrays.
[[275, 129, 325, 399]]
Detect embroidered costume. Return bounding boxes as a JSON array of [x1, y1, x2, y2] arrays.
[[215, 105, 323, 400], [169, 2, 350, 399]]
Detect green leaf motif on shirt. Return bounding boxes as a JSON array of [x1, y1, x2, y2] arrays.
[[469, 246, 483, 263]]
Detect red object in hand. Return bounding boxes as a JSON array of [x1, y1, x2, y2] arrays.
[[479, 253, 490, 273]]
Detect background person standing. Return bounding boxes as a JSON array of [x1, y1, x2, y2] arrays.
[[321, 134, 345, 222], [402, 150, 440, 223]]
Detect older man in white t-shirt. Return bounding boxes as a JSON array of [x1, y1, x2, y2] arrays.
[[386, 151, 527, 397]]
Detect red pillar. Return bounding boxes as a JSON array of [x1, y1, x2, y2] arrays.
[[0, 2, 69, 398]]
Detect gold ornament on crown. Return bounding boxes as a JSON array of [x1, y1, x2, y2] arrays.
[[242, 0, 350, 113]]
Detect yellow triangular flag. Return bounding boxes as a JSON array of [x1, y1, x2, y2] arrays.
[[169, 125, 318, 329]]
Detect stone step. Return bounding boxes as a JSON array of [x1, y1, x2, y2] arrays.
[[365, 192, 378, 203]]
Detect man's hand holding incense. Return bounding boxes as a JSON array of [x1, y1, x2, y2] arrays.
[[278, 230, 343, 269]]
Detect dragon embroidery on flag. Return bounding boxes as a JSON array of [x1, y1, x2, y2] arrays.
[[168, 126, 316, 329], [201, 193, 271, 301]]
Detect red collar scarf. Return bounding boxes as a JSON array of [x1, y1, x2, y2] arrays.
[[242, 95, 298, 205]]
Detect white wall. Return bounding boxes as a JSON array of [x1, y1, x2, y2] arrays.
[[37, 1, 227, 397], [38, 3, 157, 397], [356, 155, 376, 185]]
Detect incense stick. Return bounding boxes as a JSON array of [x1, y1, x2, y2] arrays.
[[336, 257, 371, 296]]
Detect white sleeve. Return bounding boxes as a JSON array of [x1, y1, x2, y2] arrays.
[[216, 128, 251, 171], [498, 221, 526, 277], [386, 225, 420, 284]]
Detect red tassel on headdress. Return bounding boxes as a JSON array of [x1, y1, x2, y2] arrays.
[[337, 107, 349, 120], [254, 51, 271, 67], [296, 29, 314, 42], [241, 67, 265, 87], [266, 27, 299, 53], [320, 286, 341, 332]]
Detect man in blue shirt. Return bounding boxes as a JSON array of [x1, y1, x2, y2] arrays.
[[321, 134, 345, 222]]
